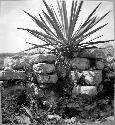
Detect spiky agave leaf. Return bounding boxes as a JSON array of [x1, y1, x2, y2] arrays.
[[43, 0, 67, 43], [17, 28, 61, 46], [23, 11, 54, 37], [18, 0, 113, 53], [72, 23, 108, 47], [79, 40, 115, 47], [38, 13, 58, 38], [80, 3, 102, 29], [18, 0, 114, 79]]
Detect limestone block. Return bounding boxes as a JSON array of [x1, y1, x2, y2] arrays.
[[82, 70, 102, 86], [33, 63, 55, 74], [106, 56, 115, 70], [47, 114, 61, 121], [78, 48, 106, 59], [15, 114, 31, 124], [37, 73, 58, 83], [29, 53, 56, 64], [4, 57, 13, 69], [0, 58, 4, 70], [95, 60, 105, 69], [70, 58, 90, 70], [4, 56, 30, 70], [102, 44, 115, 57], [0, 65, 4, 70], [72, 85, 97, 96], [64, 117, 76, 124], [106, 56, 115, 63], [0, 70, 26, 80], [70, 70, 82, 83]]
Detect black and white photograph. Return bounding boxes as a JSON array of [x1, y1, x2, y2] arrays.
[[0, 0, 114, 124]]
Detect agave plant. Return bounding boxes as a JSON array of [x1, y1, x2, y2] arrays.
[[18, 0, 114, 77]]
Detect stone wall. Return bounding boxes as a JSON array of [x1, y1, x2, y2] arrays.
[[0, 48, 114, 98], [0, 48, 109, 96], [70, 48, 106, 96], [0, 48, 114, 124]]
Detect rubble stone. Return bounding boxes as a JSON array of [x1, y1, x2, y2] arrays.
[[0, 58, 4, 70], [72, 85, 97, 96], [0, 70, 26, 80], [37, 73, 58, 83], [29, 53, 56, 64], [95, 60, 105, 70], [82, 70, 102, 86], [4, 56, 30, 70], [78, 48, 106, 59], [106, 56, 115, 63], [70, 58, 90, 70], [33, 63, 55, 74], [70, 70, 82, 83]]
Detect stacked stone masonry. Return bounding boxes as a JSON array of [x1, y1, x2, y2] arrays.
[[0, 48, 113, 96], [70, 48, 106, 96]]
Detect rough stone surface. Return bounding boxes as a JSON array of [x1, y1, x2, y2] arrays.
[[29, 53, 56, 64], [4, 57, 13, 69], [82, 70, 102, 86], [70, 70, 102, 86], [78, 48, 106, 59], [2, 84, 26, 98], [70, 70, 82, 83], [0, 70, 26, 80], [106, 56, 115, 63], [70, 58, 90, 70], [102, 44, 115, 57], [33, 63, 55, 74], [72, 85, 97, 96], [37, 73, 58, 83], [4, 56, 30, 70], [0, 58, 4, 70], [15, 114, 31, 124], [106, 62, 115, 71], [95, 60, 105, 69]]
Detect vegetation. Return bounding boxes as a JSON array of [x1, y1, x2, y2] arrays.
[[1, 0, 114, 125], [18, 0, 113, 53], [18, 0, 114, 78]]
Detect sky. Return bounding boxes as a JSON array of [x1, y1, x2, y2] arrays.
[[0, 0, 114, 53]]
